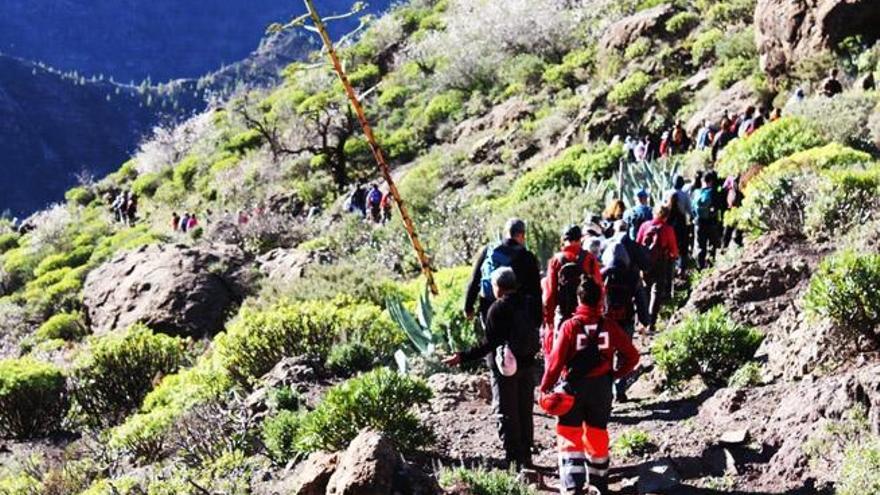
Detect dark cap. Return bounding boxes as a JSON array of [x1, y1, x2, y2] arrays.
[[562, 224, 582, 242]]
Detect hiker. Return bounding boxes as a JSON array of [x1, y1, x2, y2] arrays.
[[788, 87, 806, 107], [669, 119, 690, 155], [171, 212, 180, 231], [351, 183, 367, 218], [623, 190, 652, 241], [736, 106, 755, 138], [860, 72, 876, 91], [693, 172, 724, 269], [634, 136, 651, 162], [659, 130, 670, 157], [125, 193, 138, 225], [179, 212, 190, 233], [623, 135, 637, 162], [464, 218, 542, 327], [711, 117, 736, 162], [722, 175, 745, 249], [237, 210, 249, 226], [367, 184, 383, 223], [665, 176, 692, 276], [444, 267, 540, 469], [770, 108, 782, 122], [602, 221, 649, 402], [381, 190, 394, 223], [636, 205, 679, 333], [746, 107, 766, 136], [602, 199, 626, 223], [112, 191, 126, 222], [540, 277, 640, 495], [187, 213, 199, 231], [695, 120, 713, 150], [821, 68, 843, 98]]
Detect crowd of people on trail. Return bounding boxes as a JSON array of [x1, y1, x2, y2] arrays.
[[105, 190, 139, 225], [345, 182, 394, 223], [440, 166, 743, 494]]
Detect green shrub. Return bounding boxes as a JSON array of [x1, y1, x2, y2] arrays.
[[0, 358, 67, 438], [383, 127, 420, 162], [439, 467, 535, 495], [787, 92, 879, 150], [806, 167, 880, 237], [505, 144, 624, 201], [171, 155, 201, 191], [712, 57, 755, 89], [217, 298, 403, 386], [656, 78, 684, 110], [131, 171, 164, 198], [292, 367, 432, 454], [728, 361, 763, 388], [0, 232, 19, 254], [268, 386, 302, 412], [348, 63, 381, 88], [805, 251, 880, 346], [608, 71, 651, 107], [499, 54, 547, 90], [613, 429, 654, 457], [542, 47, 595, 89], [691, 28, 723, 65], [36, 312, 87, 342], [652, 306, 764, 387], [838, 439, 880, 495], [70, 324, 187, 426], [378, 84, 409, 107], [223, 129, 264, 155], [717, 117, 826, 177], [715, 27, 757, 62], [424, 90, 465, 127], [65, 186, 95, 207], [666, 12, 700, 36], [705, 0, 756, 27], [325, 342, 376, 377], [34, 246, 92, 277], [262, 410, 305, 463], [624, 38, 651, 60], [23, 266, 85, 318]]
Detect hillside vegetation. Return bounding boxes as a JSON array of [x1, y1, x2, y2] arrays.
[[2, 0, 880, 493]]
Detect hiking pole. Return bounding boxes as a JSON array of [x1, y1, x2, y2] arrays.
[[303, 0, 439, 295]]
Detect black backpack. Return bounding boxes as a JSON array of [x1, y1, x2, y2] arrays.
[[604, 268, 636, 322], [556, 251, 588, 322], [566, 319, 604, 377], [506, 296, 541, 358]]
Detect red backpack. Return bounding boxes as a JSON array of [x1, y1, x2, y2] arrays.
[[642, 223, 667, 266]]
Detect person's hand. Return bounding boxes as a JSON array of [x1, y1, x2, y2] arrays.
[[464, 309, 475, 321], [442, 353, 462, 367]]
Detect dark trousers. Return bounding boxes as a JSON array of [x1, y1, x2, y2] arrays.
[[696, 219, 721, 269], [645, 263, 672, 327], [490, 363, 535, 466], [723, 224, 743, 249], [613, 321, 637, 399], [674, 222, 689, 274]]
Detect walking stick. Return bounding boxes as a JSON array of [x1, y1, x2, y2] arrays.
[[302, 0, 438, 295]]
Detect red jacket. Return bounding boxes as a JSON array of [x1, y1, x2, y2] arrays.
[[636, 218, 679, 260], [540, 305, 640, 392], [542, 245, 603, 329]]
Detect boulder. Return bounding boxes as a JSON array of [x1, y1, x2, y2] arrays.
[[637, 460, 681, 494], [599, 4, 675, 52], [684, 80, 760, 136], [292, 451, 340, 495], [326, 430, 399, 495], [257, 247, 314, 286], [82, 243, 251, 337], [245, 356, 319, 417], [755, 0, 880, 79], [452, 98, 533, 141]]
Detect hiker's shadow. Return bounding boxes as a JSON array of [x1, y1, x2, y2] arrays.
[[612, 388, 715, 425]]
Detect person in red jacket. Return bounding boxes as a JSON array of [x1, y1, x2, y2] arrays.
[[543, 225, 603, 353], [636, 205, 679, 333], [541, 278, 639, 495]]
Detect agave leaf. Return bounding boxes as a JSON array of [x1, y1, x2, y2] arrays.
[[386, 295, 433, 355], [417, 283, 433, 330]]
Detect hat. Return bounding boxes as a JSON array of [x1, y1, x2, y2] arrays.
[[540, 389, 575, 416], [562, 224, 582, 241], [636, 189, 649, 199]]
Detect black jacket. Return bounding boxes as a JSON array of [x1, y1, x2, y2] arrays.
[[460, 292, 537, 367], [464, 239, 542, 319]]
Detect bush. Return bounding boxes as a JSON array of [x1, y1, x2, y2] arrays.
[[712, 57, 756, 89], [383, 127, 420, 162], [70, 324, 187, 426], [728, 361, 763, 388], [34, 245, 92, 277], [268, 386, 302, 412], [262, 410, 305, 463], [424, 90, 465, 127], [666, 12, 700, 36], [36, 312, 87, 342], [542, 47, 595, 89], [348, 63, 381, 88], [216, 298, 403, 386], [0, 232, 18, 254], [608, 71, 651, 107], [624, 38, 651, 61], [806, 167, 880, 237], [656, 78, 684, 110], [378, 84, 409, 107], [505, 144, 624, 202], [65, 186, 95, 207], [131, 171, 165, 198], [0, 358, 67, 438], [652, 306, 764, 387], [223, 129, 264, 155], [325, 342, 376, 377], [439, 467, 535, 495], [613, 429, 654, 457], [292, 367, 433, 454], [717, 117, 826, 177], [805, 251, 880, 346], [704, 0, 756, 27], [786, 92, 879, 150], [838, 439, 880, 495], [691, 28, 723, 65]]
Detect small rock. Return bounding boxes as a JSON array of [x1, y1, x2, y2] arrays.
[[720, 429, 749, 445], [637, 460, 681, 494]]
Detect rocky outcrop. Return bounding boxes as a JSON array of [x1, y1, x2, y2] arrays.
[[257, 248, 314, 286], [755, 0, 880, 79], [599, 4, 675, 52], [452, 97, 534, 141], [326, 430, 398, 495], [685, 80, 761, 135], [82, 243, 251, 337]]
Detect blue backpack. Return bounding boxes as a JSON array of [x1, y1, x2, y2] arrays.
[[694, 188, 715, 221], [479, 242, 522, 301]]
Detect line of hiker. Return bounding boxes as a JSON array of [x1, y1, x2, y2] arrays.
[[105, 190, 139, 226], [345, 182, 394, 224], [440, 169, 742, 494]]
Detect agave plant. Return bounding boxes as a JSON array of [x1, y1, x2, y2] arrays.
[[386, 284, 435, 356], [620, 156, 683, 208]]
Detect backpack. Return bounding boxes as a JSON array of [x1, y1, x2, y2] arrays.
[[368, 189, 382, 206], [604, 269, 635, 322], [556, 250, 589, 321], [642, 223, 667, 266], [479, 242, 522, 301], [566, 319, 605, 377], [505, 296, 541, 358], [694, 188, 715, 221]]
